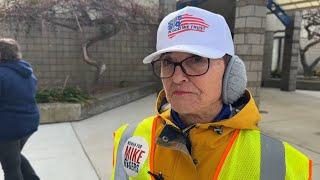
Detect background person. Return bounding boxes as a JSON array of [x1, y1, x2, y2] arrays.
[[0, 38, 40, 180]]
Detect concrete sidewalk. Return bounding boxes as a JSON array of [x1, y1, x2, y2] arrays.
[[259, 88, 320, 179], [0, 88, 319, 179]]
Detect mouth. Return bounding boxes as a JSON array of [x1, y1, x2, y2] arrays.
[[172, 90, 193, 96]]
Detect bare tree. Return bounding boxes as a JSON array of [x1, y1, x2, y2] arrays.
[[0, 0, 158, 83], [300, 9, 320, 77]]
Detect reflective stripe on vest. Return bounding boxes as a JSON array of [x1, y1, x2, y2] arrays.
[[260, 133, 285, 180], [114, 122, 137, 179]]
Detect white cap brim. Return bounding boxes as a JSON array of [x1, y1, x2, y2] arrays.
[[143, 44, 227, 64]]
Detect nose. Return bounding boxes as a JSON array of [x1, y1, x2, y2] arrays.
[[172, 66, 188, 84]]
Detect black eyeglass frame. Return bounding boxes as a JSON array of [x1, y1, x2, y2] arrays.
[[151, 55, 211, 79]]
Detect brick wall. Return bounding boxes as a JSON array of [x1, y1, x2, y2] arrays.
[[0, 0, 180, 91], [234, 0, 267, 105], [0, 21, 160, 90]]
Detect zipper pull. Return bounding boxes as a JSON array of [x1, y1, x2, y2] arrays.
[[148, 171, 164, 180], [209, 125, 224, 135]]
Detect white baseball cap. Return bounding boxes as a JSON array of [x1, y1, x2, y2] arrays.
[[143, 6, 234, 64]]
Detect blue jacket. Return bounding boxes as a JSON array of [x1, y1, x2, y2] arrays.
[[0, 60, 39, 141]]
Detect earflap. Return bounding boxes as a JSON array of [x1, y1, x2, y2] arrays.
[[222, 55, 247, 104]]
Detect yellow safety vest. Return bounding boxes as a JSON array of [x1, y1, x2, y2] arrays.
[[112, 118, 156, 180], [112, 117, 312, 180]]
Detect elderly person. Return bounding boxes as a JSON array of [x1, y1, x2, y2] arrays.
[[112, 7, 311, 180], [0, 38, 40, 180]]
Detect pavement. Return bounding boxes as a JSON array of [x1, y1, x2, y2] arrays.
[[0, 88, 319, 180], [259, 88, 320, 179]]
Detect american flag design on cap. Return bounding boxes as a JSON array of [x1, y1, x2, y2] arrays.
[[167, 13, 209, 39]]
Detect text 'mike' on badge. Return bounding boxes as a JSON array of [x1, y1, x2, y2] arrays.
[[122, 136, 149, 177]]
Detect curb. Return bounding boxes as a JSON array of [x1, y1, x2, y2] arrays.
[[38, 82, 162, 124]]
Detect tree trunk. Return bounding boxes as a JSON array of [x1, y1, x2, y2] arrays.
[[310, 56, 320, 72], [300, 48, 307, 69], [75, 15, 107, 85], [81, 41, 106, 82], [300, 48, 311, 77], [299, 48, 320, 77]]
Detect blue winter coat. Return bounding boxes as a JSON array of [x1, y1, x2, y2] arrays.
[[0, 60, 39, 141]]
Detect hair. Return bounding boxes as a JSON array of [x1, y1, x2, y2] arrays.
[[0, 38, 22, 62], [223, 54, 232, 65]]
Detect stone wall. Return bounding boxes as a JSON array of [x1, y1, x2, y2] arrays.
[[234, 0, 267, 105], [0, 22, 159, 90]]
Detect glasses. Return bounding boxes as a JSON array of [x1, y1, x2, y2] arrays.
[[151, 55, 210, 78]]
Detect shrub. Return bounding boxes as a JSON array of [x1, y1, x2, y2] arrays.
[[270, 70, 281, 78], [36, 87, 91, 103]]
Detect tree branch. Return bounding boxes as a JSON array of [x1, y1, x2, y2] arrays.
[[75, 14, 100, 69], [92, 17, 115, 26], [44, 17, 78, 31], [86, 24, 121, 47], [304, 22, 320, 40], [301, 39, 320, 52], [299, 46, 309, 69], [310, 56, 320, 70]]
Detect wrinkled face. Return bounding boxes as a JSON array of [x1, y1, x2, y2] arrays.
[[161, 52, 226, 114]]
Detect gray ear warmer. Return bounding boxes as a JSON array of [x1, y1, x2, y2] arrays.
[[222, 55, 247, 104]]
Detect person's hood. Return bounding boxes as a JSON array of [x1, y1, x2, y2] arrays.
[[0, 60, 33, 78], [155, 89, 261, 130]]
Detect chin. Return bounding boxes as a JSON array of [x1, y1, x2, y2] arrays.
[[170, 101, 198, 114], [168, 93, 200, 112]]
